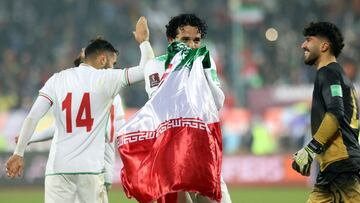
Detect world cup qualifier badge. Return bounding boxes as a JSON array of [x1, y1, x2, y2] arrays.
[[149, 73, 160, 88]]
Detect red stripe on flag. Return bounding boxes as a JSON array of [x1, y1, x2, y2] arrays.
[[118, 121, 222, 202]]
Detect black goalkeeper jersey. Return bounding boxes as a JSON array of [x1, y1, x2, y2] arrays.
[[311, 62, 360, 185]]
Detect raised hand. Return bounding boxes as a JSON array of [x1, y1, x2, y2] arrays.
[[133, 16, 149, 44]]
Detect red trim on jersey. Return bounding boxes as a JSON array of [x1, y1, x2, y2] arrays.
[[110, 105, 115, 143], [39, 93, 53, 106]]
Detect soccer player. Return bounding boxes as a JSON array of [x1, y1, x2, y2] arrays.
[[5, 16, 154, 203], [292, 22, 360, 202], [19, 94, 124, 203], [14, 53, 126, 203], [143, 13, 231, 203]]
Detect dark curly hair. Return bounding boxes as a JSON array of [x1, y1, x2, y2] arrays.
[[165, 14, 207, 39], [303, 22, 344, 58]]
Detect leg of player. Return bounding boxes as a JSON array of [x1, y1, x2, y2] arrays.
[[178, 191, 194, 203], [189, 176, 232, 203], [307, 173, 360, 203], [75, 174, 106, 203], [45, 175, 77, 203]]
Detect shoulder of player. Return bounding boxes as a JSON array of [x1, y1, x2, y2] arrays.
[[144, 55, 166, 70], [55, 66, 86, 75], [155, 54, 168, 62], [317, 62, 342, 80], [146, 55, 166, 65], [46, 67, 73, 80], [319, 63, 341, 74]]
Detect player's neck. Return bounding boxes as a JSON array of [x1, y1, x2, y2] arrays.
[[83, 60, 101, 69], [316, 54, 336, 70]]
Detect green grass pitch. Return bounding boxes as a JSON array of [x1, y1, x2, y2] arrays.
[[0, 187, 310, 203]]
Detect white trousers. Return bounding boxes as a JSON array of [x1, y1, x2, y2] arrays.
[[45, 174, 107, 203]]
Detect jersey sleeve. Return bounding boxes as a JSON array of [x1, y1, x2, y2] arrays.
[[318, 68, 344, 121], [144, 59, 165, 99], [39, 74, 57, 105], [102, 41, 154, 97], [204, 55, 224, 110], [204, 56, 221, 87], [125, 41, 155, 85], [14, 96, 52, 156]]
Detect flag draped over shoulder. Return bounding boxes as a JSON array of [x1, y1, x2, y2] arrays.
[[116, 42, 223, 203]]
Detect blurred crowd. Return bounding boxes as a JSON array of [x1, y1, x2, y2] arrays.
[[1, 0, 360, 154]]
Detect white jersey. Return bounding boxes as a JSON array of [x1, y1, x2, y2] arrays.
[[104, 95, 125, 183], [27, 95, 125, 183], [40, 64, 129, 174]]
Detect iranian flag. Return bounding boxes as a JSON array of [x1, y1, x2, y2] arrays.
[[116, 43, 222, 203]]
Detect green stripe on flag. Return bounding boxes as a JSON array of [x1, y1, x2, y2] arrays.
[[330, 85, 342, 97]]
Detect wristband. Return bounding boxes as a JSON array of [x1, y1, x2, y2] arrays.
[[307, 139, 324, 154]]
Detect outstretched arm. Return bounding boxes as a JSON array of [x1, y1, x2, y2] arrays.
[[6, 95, 51, 178], [126, 16, 155, 85]]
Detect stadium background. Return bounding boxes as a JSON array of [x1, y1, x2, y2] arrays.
[[0, 0, 358, 202]]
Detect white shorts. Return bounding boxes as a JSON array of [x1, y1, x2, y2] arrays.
[[45, 174, 107, 203]]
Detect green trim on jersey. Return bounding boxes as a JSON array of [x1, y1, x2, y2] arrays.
[[46, 171, 105, 176], [211, 69, 220, 84], [155, 54, 168, 62]]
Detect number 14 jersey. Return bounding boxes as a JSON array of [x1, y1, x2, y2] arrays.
[[39, 64, 129, 175]]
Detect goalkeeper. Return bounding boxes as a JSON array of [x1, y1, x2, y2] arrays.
[[292, 21, 360, 202]]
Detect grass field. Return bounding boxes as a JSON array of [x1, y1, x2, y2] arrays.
[[0, 187, 310, 203]]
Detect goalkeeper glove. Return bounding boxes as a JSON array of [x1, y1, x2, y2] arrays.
[[292, 139, 324, 176]]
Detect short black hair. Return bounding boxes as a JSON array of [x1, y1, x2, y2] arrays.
[[165, 13, 207, 39], [84, 37, 118, 59], [73, 56, 82, 66], [303, 22, 344, 57]]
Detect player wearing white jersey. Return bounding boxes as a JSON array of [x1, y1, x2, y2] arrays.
[[22, 95, 124, 203], [73, 49, 126, 193], [6, 16, 154, 203], [103, 95, 124, 191], [144, 14, 231, 203]]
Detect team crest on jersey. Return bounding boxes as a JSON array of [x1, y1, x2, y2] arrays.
[[149, 73, 160, 88]]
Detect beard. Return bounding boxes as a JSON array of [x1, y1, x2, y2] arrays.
[[303, 51, 319, 66]]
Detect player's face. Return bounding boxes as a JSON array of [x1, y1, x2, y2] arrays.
[[301, 36, 321, 66], [170, 25, 202, 49], [104, 52, 117, 69]]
